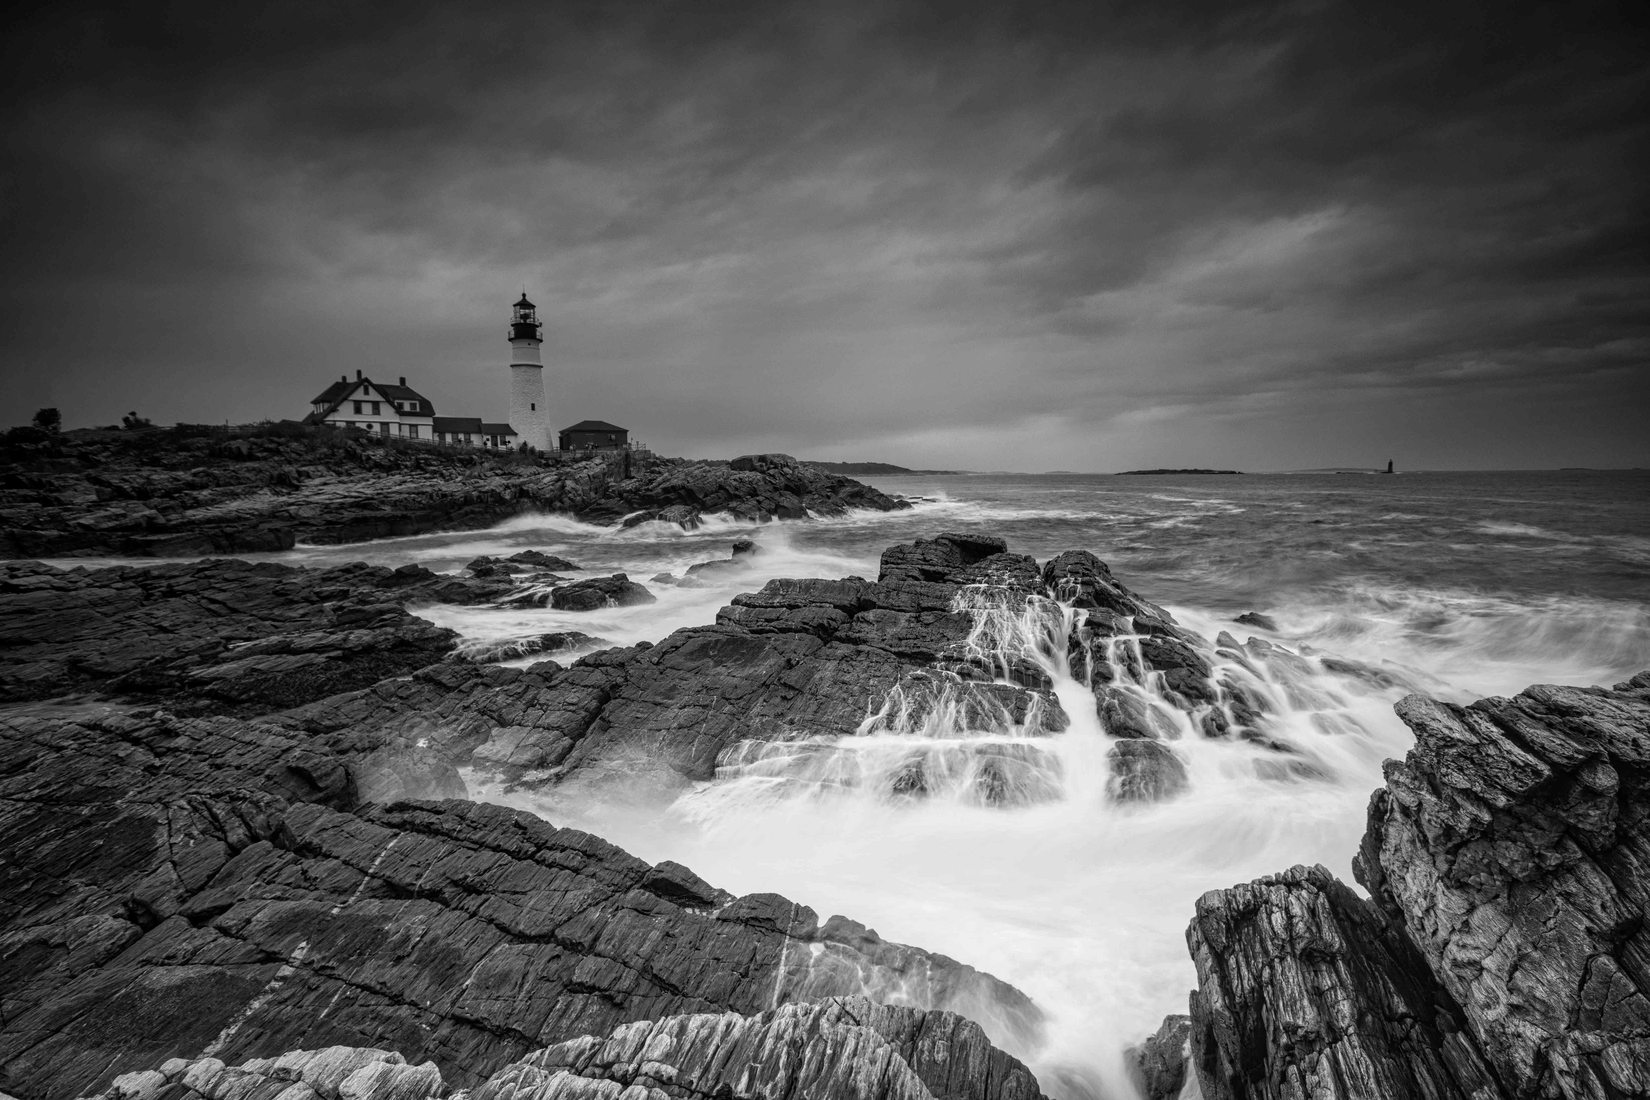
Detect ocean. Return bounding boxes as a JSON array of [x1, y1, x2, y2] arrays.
[[82, 469, 1650, 1098]]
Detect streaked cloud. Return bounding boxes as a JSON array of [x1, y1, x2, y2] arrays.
[[0, 0, 1644, 469]]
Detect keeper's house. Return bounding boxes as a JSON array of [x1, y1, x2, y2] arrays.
[[559, 420, 629, 451], [307, 371, 517, 449]]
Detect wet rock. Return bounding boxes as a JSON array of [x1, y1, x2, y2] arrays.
[[0, 559, 473, 713], [1106, 739, 1189, 803], [1183, 673, 1650, 1100], [1354, 675, 1650, 1099], [548, 573, 656, 611], [1128, 1013, 1191, 1100], [684, 556, 753, 578], [1233, 611, 1277, 631], [620, 503, 702, 530], [461, 631, 606, 664], [476, 997, 1048, 1100], [408, 537, 1068, 792], [508, 549, 580, 570], [87, 996, 1047, 1100], [683, 539, 765, 579], [879, 533, 1010, 584], [1095, 686, 1181, 740], [1187, 865, 1504, 1100], [1, 705, 1042, 1100]]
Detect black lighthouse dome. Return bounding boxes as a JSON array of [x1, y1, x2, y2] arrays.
[[509, 293, 542, 342]]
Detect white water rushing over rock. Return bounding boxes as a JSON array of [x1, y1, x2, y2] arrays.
[[471, 571, 1418, 1100]]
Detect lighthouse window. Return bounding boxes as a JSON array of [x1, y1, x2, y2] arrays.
[[530, 402, 535, 410]]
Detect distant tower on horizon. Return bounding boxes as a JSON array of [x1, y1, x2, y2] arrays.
[[507, 292, 551, 451]]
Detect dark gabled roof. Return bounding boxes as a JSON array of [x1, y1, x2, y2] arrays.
[[560, 420, 626, 433], [376, 383, 433, 414], [481, 422, 517, 436], [310, 380, 353, 405], [309, 376, 435, 421], [433, 416, 483, 433]]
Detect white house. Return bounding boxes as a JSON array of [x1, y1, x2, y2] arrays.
[[307, 370, 518, 448], [307, 371, 436, 441]]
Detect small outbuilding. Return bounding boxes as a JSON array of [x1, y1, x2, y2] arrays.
[[559, 420, 628, 451]]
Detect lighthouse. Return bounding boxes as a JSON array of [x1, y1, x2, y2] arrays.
[[507, 293, 551, 451]]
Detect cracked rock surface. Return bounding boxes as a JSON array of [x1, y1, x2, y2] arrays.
[[79, 997, 1045, 1100], [1181, 672, 1650, 1100], [0, 702, 1037, 1100]]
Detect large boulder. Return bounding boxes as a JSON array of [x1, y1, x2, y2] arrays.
[[1180, 672, 1650, 1100], [548, 573, 656, 611], [1356, 673, 1650, 1099]]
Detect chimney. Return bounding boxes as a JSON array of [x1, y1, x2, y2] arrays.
[[356, 369, 363, 381], [340, 374, 347, 382], [399, 376, 406, 386]]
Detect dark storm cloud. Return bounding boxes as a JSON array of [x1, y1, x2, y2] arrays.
[[1, 0, 1645, 468]]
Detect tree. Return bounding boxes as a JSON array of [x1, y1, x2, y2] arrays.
[[31, 408, 61, 432], [121, 411, 153, 430]]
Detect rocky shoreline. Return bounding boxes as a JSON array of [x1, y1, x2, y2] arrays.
[[0, 530, 1644, 1100], [0, 425, 907, 558]]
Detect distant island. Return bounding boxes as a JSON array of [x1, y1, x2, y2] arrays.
[[805, 460, 964, 475], [1117, 468, 1244, 475]]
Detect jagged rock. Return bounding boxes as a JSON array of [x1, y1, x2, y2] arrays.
[[80, 997, 1047, 1100], [448, 537, 1068, 789], [1233, 611, 1277, 631], [1095, 686, 1180, 740], [77, 1047, 444, 1100], [1127, 1013, 1191, 1100], [0, 559, 479, 712], [548, 574, 656, 611], [878, 533, 1010, 583], [476, 997, 1047, 1100], [731, 538, 758, 556], [1043, 551, 1274, 742], [1183, 673, 1650, 1100], [1187, 864, 1504, 1100], [1, 696, 1040, 1100], [1354, 674, 1650, 1099], [1106, 739, 1188, 803]]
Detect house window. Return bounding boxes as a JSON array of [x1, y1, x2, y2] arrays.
[[408, 425, 419, 439], [353, 401, 364, 414], [370, 402, 381, 415]]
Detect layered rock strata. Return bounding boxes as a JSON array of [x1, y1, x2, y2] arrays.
[[84, 997, 1047, 1100], [0, 558, 495, 711], [1, 706, 1037, 1100], [1179, 673, 1650, 1100]]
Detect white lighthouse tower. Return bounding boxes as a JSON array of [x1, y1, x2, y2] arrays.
[[507, 292, 551, 451]]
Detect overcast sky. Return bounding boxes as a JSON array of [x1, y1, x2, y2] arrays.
[[2, 0, 1645, 470]]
